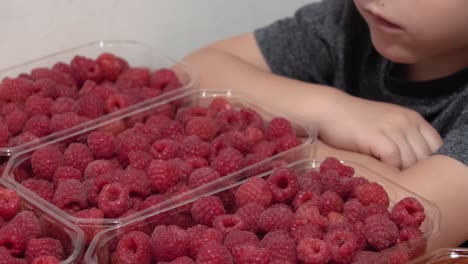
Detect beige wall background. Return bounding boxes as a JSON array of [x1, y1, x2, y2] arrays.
[[0, 0, 319, 69]]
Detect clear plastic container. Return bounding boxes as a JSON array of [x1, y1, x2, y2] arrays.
[[83, 158, 439, 264], [0, 178, 84, 263], [2, 89, 318, 242], [409, 248, 468, 264], [0, 40, 195, 157]]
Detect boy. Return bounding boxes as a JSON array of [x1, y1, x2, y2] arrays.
[[181, 0, 468, 250]]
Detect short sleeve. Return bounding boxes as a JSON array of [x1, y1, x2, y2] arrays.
[[254, 0, 347, 86], [435, 111, 468, 165]]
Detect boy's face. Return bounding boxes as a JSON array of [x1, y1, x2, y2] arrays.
[[353, 0, 468, 64]]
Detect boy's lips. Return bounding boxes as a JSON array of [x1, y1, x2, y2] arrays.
[[364, 8, 404, 31]]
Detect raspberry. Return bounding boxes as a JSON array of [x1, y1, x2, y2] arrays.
[[86, 131, 116, 159], [24, 95, 53, 117], [292, 189, 321, 211], [31, 68, 75, 87], [70, 55, 103, 85], [209, 97, 232, 112], [243, 126, 265, 147], [354, 182, 390, 207], [0, 224, 28, 256], [83, 159, 119, 180], [22, 178, 55, 202], [0, 124, 9, 147], [391, 197, 425, 228], [83, 174, 115, 207], [55, 84, 78, 99], [160, 120, 184, 140], [364, 215, 399, 251], [93, 82, 118, 101], [267, 168, 298, 202], [117, 67, 150, 88], [236, 179, 271, 208], [128, 151, 152, 170], [295, 201, 329, 229], [382, 246, 411, 264], [8, 131, 37, 147], [240, 107, 263, 129], [150, 138, 178, 160], [119, 167, 151, 197], [321, 170, 353, 198], [185, 225, 220, 258], [150, 68, 180, 89], [196, 241, 233, 264], [297, 238, 332, 264], [191, 196, 225, 227], [234, 203, 265, 232], [34, 78, 58, 99], [160, 256, 195, 264], [105, 93, 132, 113], [290, 220, 324, 242], [5, 109, 27, 136], [147, 159, 180, 193], [343, 199, 365, 223], [188, 167, 221, 189], [25, 238, 64, 263], [320, 191, 344, 216], [178, 135, 211, 159], [210, 147, 244, 176], [251, 140, 277, 157], [10, 210, 40, 238], [63, 143, 95, 173], [114, 231, 152, 264], [131, 123, 161, 144], [362, 204, 390, 220], [231, 245, 269, 264], [52, 62, 71, 74], [168, 158, 192, 182], [223, 230, 258, 253], [115, 130, 150, 165], [50, 97, 79, 115], [184, 156, 208, 170], [151, 225, 190, 261], [49, 112, 88, 133], [243, 153, 270, 175], [146, 114, 171, 130], [213, 214, 245, 237], [52, 166, 82, 185], [98, 183, 130, 218], [0, 77, 34, 102], [31, 256, 60, 264], [176, 106, 210, 125], [398, 227, 426, 258], [53, 179, 87, 211], [275, 134, 302, 153], [260, 230, 297, 263], [324, 227, 358, 263], [77, 94, 105, 119], [319, 157, 355, 177], [23, 114, 51, 137], [31, 145, 63, 180], [266, 117, 294, 140], [185, 116, 218, 141], [72, 208, 104, 244], [0, 188, 20, 220], [216, 109, 242, 133], [258, 207, 294, 233], [96, 53, 125, 81]]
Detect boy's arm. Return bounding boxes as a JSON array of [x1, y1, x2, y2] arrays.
[[182, 33, 442, 169], [318, 141, 468, 251]]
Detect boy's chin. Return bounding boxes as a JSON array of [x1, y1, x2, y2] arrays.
[[371, 38, 419, 64]]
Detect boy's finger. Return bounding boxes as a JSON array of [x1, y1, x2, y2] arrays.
[[389, 132, 417, 170], [406, 128, 432, 162], [369, 134, 402, 169], [419, 124, 443, 153]]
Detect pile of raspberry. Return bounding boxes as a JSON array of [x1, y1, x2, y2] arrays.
[[0, 52, 182, 149], [10, 96, 304, 242], [0, 187, 69, 264], [108, 157, 427, 264]]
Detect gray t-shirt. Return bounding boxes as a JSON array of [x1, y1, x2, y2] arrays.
[[255, 0, 468, 165]]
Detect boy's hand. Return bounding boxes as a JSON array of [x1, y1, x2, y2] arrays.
[[318, 92, 443, 169]]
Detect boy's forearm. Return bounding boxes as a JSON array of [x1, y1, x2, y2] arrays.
[[182, 46, 342, 125]]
